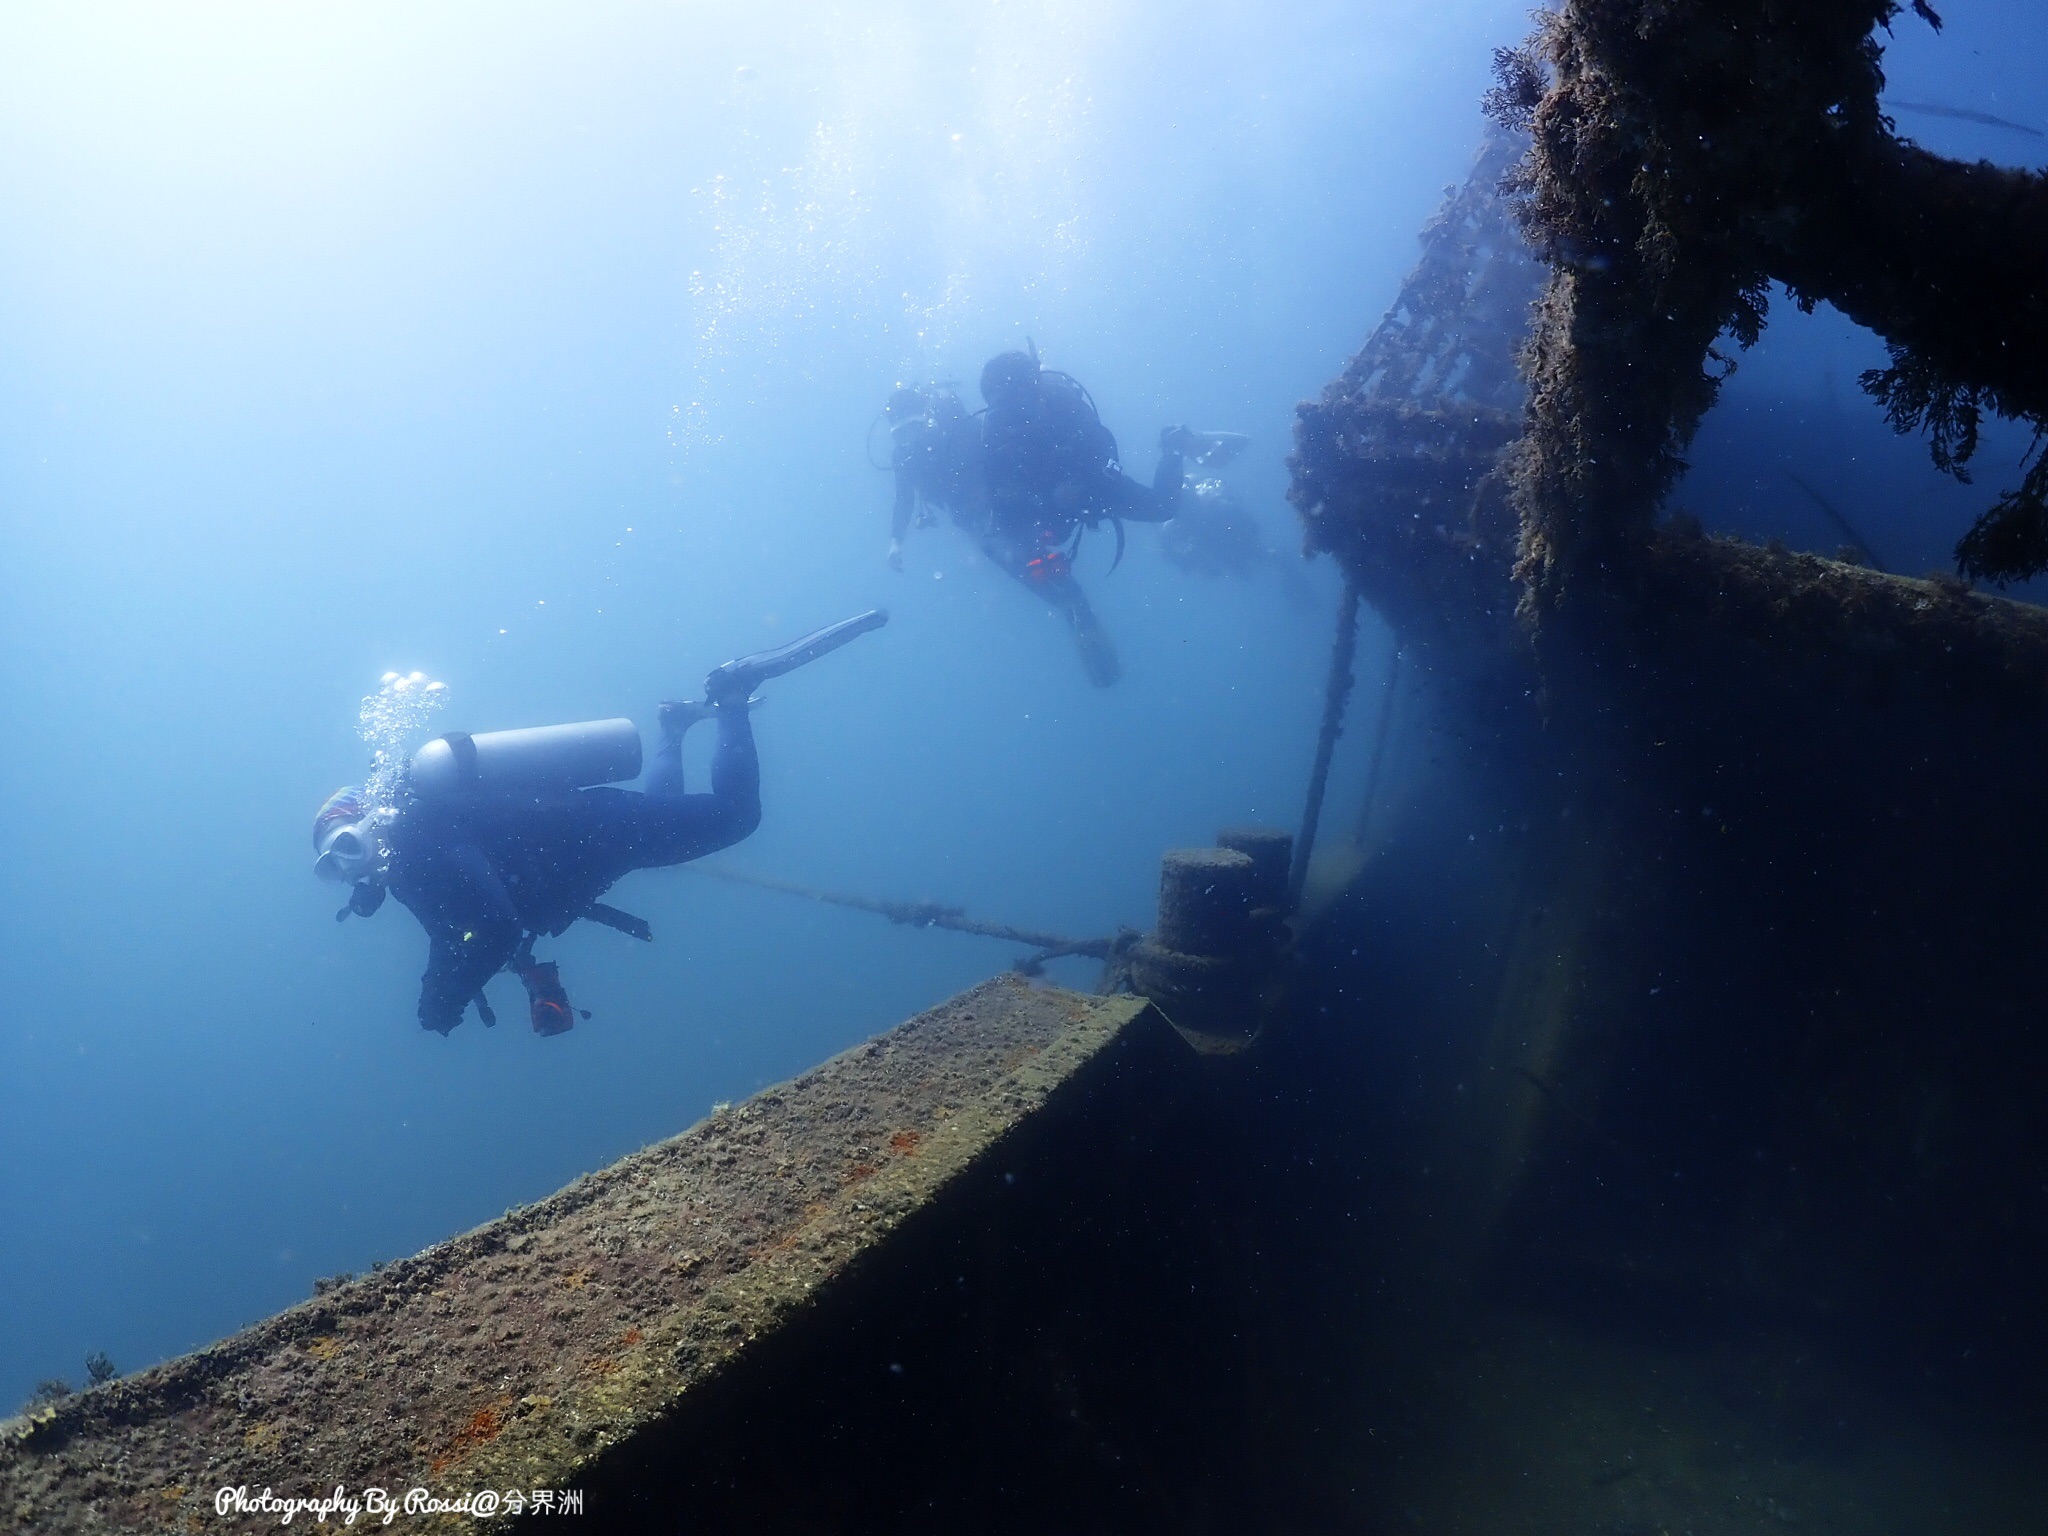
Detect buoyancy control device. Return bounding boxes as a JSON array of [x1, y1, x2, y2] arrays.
[[409, 717, 643, 801]]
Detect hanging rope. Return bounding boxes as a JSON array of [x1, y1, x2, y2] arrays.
[[1288, 579, 1363, 909], [1352, 645, 1403, 844], [694, 864, 1117, 964], [1782, 469, 1891, 573]]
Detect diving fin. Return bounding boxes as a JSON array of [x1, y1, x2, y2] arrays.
[[1073, 613, 1122, 688], [704, 608, 890, 704]]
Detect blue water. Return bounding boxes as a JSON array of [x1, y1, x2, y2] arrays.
[[2, 0, 2043, 1416]]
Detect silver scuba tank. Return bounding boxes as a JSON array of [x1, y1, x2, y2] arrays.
[[408, 718, 643, 801]]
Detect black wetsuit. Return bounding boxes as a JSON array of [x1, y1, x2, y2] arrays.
[[385, 709, 760, 1033], [891, 373, 1179, 685], [980, 375, 1184, 573]]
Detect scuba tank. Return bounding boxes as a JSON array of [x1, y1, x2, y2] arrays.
[[409, 718, 643, 801], [1037, 368, 1118, 465]]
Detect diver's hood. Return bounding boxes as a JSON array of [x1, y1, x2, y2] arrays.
[[314, 814, 389, 886]]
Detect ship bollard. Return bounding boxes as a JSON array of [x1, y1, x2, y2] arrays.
[[1126, 828, 1296, 1054]]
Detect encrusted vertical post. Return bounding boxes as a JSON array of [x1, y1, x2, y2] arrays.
[[1129, 830, 1295, 1054]]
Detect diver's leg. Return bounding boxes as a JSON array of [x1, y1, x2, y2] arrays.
[[624, 703, 762, 867], [706, 702, 761, 830], [982, 528, 1117, 685], [982, 526, 1043, 592], [645, 701, 715, 799], [644, 727, 685, 800]]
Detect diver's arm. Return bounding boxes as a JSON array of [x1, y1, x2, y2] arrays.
[[892, 466, 917, 544], [1069, 424, 1186, 525], [407, 844, 521, 1035], [889, 468, 915, 569], [1093, 462, 1181, 523]]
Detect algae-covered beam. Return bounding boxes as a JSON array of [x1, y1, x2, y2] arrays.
[[1502, 0, 2048, 591], [1779, 138, 2048, 429], [0, 979, 1162, 1534], [1777, 135, 2048, 576], [1504, 0, 1892, 594]]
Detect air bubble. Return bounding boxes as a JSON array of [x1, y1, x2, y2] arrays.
[[357, 669, 451, 809]]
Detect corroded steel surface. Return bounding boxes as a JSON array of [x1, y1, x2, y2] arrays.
[[1, 978, 1157, 1534]]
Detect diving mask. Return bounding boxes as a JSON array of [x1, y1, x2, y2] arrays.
[[314, 814, 389, 885]]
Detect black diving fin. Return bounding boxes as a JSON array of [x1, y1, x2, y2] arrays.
[[704, 608, 890, 704]]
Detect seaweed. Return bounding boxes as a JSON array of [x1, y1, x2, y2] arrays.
[[1481, 43, 1546, 135], [1954, 446, 2048, 584], [1862, 346, 1982, 478]]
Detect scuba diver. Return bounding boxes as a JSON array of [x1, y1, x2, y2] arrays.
[[883, 382, 987, 571], [978, 349, 1197, 531], [312, 610, 887, 1037], [880, 352, 1225, 685], [1154, 434, 1316, 608], [975, 349, 1209, 688], [1159, 477, 1266, 578], [1157, 433, 1271, 579]]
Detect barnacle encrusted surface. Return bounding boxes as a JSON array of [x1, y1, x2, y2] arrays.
[[0, 979, 1158, 1535]]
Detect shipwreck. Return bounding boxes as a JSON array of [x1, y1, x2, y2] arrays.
[[8, 1, 2048, 1528]]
